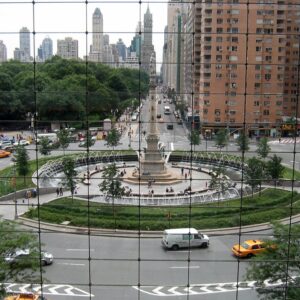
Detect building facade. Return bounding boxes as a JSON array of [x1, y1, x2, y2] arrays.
[[89, 8, 103, 62], [179, 0, 300, 137], [57, 37, 78, 60], [18, 27, 31, 62], [141, 6, 155, 74], [0, 41, 7, 62]]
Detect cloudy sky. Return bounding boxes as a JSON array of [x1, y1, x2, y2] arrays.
[[0, 0, 168, 68]]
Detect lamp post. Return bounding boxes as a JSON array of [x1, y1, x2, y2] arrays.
[[12, 161, 18, 219], [111, 109, 118, 127], [27, 112, 38, 142]]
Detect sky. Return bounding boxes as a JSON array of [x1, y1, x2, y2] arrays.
[[0, 0, 168, 70]]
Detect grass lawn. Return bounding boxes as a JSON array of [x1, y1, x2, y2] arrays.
[[24, 189, 300, 230]]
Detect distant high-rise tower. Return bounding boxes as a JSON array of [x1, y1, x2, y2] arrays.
[[0, 41, 7, 62], [116, 38, 127, 61], [57, 37, 78, 60], [141, 6, 155, 74], [89, 8, 103, 62], [42, 37, 53, 61], [19, 27, 31, 62]]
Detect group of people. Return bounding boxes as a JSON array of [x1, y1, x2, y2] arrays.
[[166, 187, 174, 193], [56, 187, 63, 196]]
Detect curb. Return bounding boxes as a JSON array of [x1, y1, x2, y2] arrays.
[[17, 213, 300, 238]]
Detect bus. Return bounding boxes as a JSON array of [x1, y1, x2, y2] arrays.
[[164, 106, 171, 115]]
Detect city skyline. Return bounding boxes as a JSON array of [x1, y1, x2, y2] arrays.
[[0, 1, 167, 69]]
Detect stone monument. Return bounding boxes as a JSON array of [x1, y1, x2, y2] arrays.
[[124, 52, 181, 184]]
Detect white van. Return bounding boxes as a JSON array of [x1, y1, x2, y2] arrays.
[[161, 228, 209, 250]]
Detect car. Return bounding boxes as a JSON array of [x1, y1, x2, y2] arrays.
[[156, 114, 161, 119], [0, 141, 12, 149], [0, 150, 11, 158], [79, 140, 96, 147], [177, 119, 183, 125], [5, 293, 47, 300], [167, 124, 174, 130], [13, 139, 30, 146], [5, 249, 54, 266], [232, 239, 270, 258]]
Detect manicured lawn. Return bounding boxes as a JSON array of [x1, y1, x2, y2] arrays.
[[24, 189, 300, 230]]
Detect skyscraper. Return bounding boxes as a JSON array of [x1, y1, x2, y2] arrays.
[[42, 37, 53, 61], [0, 41, 7, 63], [141, 6, 155, 74], [57, 37, 78, 60], [89, 8, 103, 62], [116, 38, 127, 61], [19, 27, 31, 62]]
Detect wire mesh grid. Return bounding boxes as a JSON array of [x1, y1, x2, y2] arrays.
[[0, 0, 300, 299]]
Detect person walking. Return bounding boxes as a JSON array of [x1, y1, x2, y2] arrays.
[[56, 187, 59, 197], [59, 187, 63, 196]]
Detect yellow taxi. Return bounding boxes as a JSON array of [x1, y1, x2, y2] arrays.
[[0, 150, 11, 158], [4, 293, 47, 300], [232, 239, 267, 258]]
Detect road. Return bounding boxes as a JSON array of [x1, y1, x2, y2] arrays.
[[4, 230, 272, 299]]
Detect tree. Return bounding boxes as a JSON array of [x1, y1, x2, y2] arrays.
[[105, 128, 121, 150], [99, 163, 125, 199], [0, 220, 43, 297], [62, 157, 77, 198], [266, 155, 285, 187], [236, 131, 250, 151], [246, 223, 300, 300], [214, 129, 229, 150], [245, 157, 265, 195], [188, 130, 201, 151], [257, 137, 270, 159], [57, 129, 70, 155], [38, 137, 52, 156], [15, 146, 29, 183]]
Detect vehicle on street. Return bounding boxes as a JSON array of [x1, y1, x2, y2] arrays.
[[36, 133, 57, 144], [13, 139, 30, 146], [0, 150, 11, 158], [0, 141, 12, 149], [156, 114, 161, 119], [167, 124, 174, 130], [164, 106, 171, 115], [162, 228, 209, 250], [79, 140, 96, 147], [232, 239, 270, 258], [131, 114, 138, 121], [4, 293, 47, 300], [177, 119, 183, 125], [5, 249, 54, 266]]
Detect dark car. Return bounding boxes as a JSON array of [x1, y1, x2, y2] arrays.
[[157, 114, 162, 119], [167, 124, 174, 130]]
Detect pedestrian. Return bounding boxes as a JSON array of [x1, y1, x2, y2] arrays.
[[185, 173, 187, 180], [188, 169, 191, 176], [181, 167, 184, 176], [59, 187, 63, 196], [56, 187, 59, 197]]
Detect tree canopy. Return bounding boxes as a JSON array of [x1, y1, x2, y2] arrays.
[[0, 57, 149, 124]]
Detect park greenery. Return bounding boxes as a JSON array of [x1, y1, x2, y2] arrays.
[[257, 137, 271, 159], [0, 220, 44, 297], [62, 156, 78, 197], [188, 129, 201, 151], [214, 129, 229, 150], [0, 57, 149, 125], [14, 145, 30, 183], [105, 128, 122, 150], [246, 223, 300, 300], [24, 189, 300, 230]]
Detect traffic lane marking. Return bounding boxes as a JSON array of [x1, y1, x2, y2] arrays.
[[57, 262, 86, 266], [4, 283, 93, 297], [66, 248, 95, 251]]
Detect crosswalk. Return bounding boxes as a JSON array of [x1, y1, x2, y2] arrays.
[[268, 138, 300, 144], [4, 283, 93, 297]]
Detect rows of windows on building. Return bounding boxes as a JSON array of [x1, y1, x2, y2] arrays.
[[0, 6, 154, 71], [162, 0, 300, 138]]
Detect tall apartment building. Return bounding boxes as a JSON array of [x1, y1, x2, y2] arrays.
[[89, 8, 103, 62], [57, 37, 78, 60], [0, 41, 7, 62], [181, 0, 300, 137]]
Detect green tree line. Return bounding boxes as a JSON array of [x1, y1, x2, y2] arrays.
[[0, 56, 149, 122]]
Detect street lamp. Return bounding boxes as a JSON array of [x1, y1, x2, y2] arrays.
[[111, 109, 118, 127], [12, 160, 18, 219], [27, 112, 38, 142]]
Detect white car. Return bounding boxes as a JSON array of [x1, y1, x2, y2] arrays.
[[5, 249, 54, 266], [13, 139, 30, 146]]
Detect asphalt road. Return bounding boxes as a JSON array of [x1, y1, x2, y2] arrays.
[[20, 230, 272, 300]]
